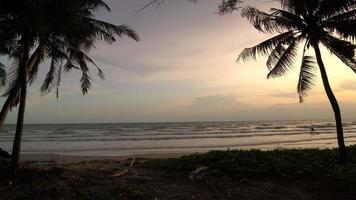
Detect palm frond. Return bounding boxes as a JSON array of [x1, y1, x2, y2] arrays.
[[136, 0, 165, 15], [319, 0, 356, 19], [320, 34, 356, 72], [237, 31, 295, 62], [0, 62, 6, 86], [80, 71, 91, 95], [40, 58, 58, 94], [84, 0, 111, 12], [115, 25, 140, 42], [86, 18, 139, 42], [28, 45, 45, 85], [81, 51, 105, 79], [136, 0, 197, 15], [323, 19, 356, 41], [218, 0, 243, 14], [323, 9, 356, 22], [75, 51, 92, 95], [297, 55, 316, 103], [65, 47, 104, 79], [56, 63, 62, 99], [267, 39, 299, 79], [279, 0, 310, 16], [241, 6, 284, 33], [269, 8, 305, 30], [266, 42, 287, 71], [2, 65, 20, 108], [63, 59, 80, 72]]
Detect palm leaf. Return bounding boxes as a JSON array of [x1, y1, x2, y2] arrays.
[[319, 0, 356, 19], [86, 18, 139, 42], [324, 8, 356, 22], [28, 45, 45, 85], [218, 0, 243, 14], [85, 0, 111, 12], [323, 19, 356, 41], [2, 65, 20, 108], [267, 39, 299, 79], [269, 8, 305, 30], [0, 62, 6, 86], [237, 31, 295, 62], [63, 59, 79, 72], [40, 58, 59, 94], [56, 63, 62, 99], [320, 34, 356, 72], [75, 52, 92, 94], [241, 6, 286, 33], [115, 25, 140, 42], [279, 0, 310, 16], [137, 0, 197, 14], [266, 42, 287, 71], [80, 71, 91, 95], [297, 55, 316, 103]]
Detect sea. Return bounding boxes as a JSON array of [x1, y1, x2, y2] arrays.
[[0, 120, 356, 156]]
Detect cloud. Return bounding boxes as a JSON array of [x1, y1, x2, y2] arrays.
[[339, 80, 356, 91], [273, 92, 298, 99], [189, 95, 251, 111]]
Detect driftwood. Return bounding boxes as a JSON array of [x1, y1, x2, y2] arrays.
[[189, 166, 209, 181], [113, 158, 136, 177], [113, 169, 129, 177]]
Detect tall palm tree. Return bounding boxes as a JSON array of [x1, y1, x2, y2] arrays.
[[237, 0, 356, 162], [0, 0, 139, 172]]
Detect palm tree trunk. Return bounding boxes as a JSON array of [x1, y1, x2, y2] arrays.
[[10, 35, 29, 172], [0, 44, 42, 130], [313, 42, 347, 163]]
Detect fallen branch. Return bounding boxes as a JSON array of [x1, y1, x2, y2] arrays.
[[112, 158, 136, 177], [189, 166, 209, 181]]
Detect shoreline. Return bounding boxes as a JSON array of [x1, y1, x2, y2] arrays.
[[20, 152, 191, 163], [19, 144, 342, 163]]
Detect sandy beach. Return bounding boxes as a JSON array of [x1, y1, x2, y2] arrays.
[[20, 152, 188, 163]]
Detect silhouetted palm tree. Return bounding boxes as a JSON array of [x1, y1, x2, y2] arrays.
[[238, 0, 356, 162], [0, 0, 139, 172]]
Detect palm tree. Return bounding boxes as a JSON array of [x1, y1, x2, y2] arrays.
[[0, 0, 139, 172], [237, 0, 356, 162]]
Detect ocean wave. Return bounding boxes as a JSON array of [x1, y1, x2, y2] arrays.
[[18, 135, 352, 154], [2, 121, 356, 154]]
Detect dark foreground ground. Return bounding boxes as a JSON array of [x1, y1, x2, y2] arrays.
[[1, 147, 356, 200]]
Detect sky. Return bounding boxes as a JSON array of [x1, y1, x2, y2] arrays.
[[2, 0, 356, 123]]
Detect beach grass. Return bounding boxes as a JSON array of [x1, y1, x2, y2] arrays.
[[147, 145, 356, 181]]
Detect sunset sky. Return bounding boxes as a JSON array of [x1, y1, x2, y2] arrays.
[[2, 0, 356, 123]]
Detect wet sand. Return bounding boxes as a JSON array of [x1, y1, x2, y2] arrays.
[[20, 152, 189, 163]]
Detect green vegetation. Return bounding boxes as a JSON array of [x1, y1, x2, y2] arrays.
[[148, 146, 356, 181]]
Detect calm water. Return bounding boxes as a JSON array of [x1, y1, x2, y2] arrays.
[[1, 120, 356, 156]]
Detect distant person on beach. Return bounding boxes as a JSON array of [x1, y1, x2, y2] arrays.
[[310, 127, 319, 135]]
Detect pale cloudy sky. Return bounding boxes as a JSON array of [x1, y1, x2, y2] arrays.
[[2, 0, 356, 123]]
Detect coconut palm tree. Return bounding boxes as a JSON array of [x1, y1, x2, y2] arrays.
[[0, 0, 139, 172], [237, 0, 356, 162]]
